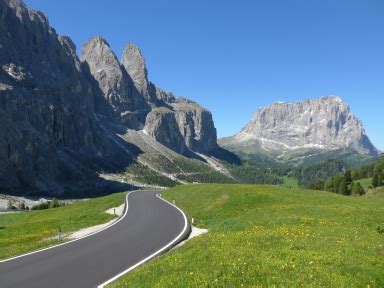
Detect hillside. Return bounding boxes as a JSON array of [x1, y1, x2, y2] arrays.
[[111, 184, 384, 287], [0, 192, 125, 260]]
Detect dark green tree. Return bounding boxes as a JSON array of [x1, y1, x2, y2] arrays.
[[374, 163, 383, 175], [372, 174, 379, 188], [344, 170, 352, 185], [355, 182, 365, 195], [339, 178, 350, 195], [324, 177, 334, 192], [333, 176, 344, 193], [351, 170, 360, 181], [50, 198, 60, 208], [378, 174, 383, 187]]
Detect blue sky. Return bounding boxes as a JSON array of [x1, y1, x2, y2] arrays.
[[24, 0, 384, 150]]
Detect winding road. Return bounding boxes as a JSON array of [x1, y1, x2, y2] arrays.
[[0, 191, 190, 288]]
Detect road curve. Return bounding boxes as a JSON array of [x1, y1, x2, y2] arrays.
[[0, 191, 190, 288]]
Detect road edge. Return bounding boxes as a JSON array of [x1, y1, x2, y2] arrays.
[[97, 193, 191, 288], [0, 191, 133, 263]]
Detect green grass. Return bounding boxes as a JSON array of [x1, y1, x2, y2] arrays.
[[110, 184, 384, 287], [281, 175, 299, 189], [374, 186, 384, 198], [356, 177, 373, 189], [0, 192, 125, 260]]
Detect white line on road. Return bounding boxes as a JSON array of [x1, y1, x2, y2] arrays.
[[0, 191, 134, 263], [1, 190, 189, 288], [97, 193, 189, 287]]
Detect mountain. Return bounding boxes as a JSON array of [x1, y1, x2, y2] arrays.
[[220, 96, 379, 165], [0, 0, 231, 196]]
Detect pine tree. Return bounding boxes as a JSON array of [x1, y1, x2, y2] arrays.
[[350, 182, 356, 194], [356, 182, 365, 195], [339, 178, 349, 195], [378, 174, 383, 187], [344, 170, 352, 185], [351, 169, 360, 181], [324, 178, 334, 192], [372, 174, 379, 188], [334, 176, 344, 193]]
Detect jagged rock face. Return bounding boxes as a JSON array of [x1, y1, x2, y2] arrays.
[[233, 96, 377, 155], [121, 44, 157, 103], [120, 43, 218, 153], [121, 44, 147, 93], [81, 37, 147, 127], [155, 87, 176, 103], [144, 107, 186, 154], [0, 0, 128, 193], [172, 99, 217, 153], [0, 0, 92, 110]]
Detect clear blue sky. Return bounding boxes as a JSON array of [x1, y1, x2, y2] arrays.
[[25, 0, 384, 150]]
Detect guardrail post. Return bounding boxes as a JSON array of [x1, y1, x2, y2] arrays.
[[58, 226, 62, 242]]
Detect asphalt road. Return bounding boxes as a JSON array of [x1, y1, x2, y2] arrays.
[[0, 191, 190, 288]]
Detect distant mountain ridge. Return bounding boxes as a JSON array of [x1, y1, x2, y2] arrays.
[[220, 96, 378, 164]]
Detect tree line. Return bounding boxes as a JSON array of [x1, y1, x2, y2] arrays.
[[315, 158, 384, 195]]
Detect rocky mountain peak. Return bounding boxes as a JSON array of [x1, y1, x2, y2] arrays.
[[121, 43, 149, 95], [81, 36, 147, 126], [233, 96, 378, 155]]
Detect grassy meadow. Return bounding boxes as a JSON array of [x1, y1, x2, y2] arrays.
[[111, 184, 384, 287], [358, 177, 373, 189], [0, 192, 125, 260]]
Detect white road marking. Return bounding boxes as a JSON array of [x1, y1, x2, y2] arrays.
[[0, 191, 133, 263], [97, 193, 189, 287], [0, 190, 189, 288]]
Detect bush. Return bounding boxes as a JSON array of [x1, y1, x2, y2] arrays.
[[31, 199, 65, 211], [351, 182, 365, 195], [50, 198, 60, 208]]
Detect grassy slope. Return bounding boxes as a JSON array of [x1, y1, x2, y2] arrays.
[[0, 192, 125, 260], [111, 184, 384, 287], [357, 177, 373, 189], [281, 176, 299, 189]]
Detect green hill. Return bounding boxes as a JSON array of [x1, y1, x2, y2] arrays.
[[0, 193, 125, 260], [111, 184, 384, 287]]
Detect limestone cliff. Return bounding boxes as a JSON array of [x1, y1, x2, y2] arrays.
[[222, 96, 378, 156]]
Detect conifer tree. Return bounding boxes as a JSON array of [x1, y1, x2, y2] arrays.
[[372, 174, 379, 188]]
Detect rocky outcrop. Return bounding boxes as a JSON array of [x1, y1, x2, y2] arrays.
[[81, 37, 148, 127], [121, 45, 147, 94], [120, 42, 217, 152], [226, 96, 378, 155], [172, 99, 218, 153], [0, 0, 133, 194], [144, 107, 186, 154]]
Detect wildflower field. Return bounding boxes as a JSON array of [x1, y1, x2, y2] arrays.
[[0, 192, 125, 260], [111, 184, 384, 287]]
